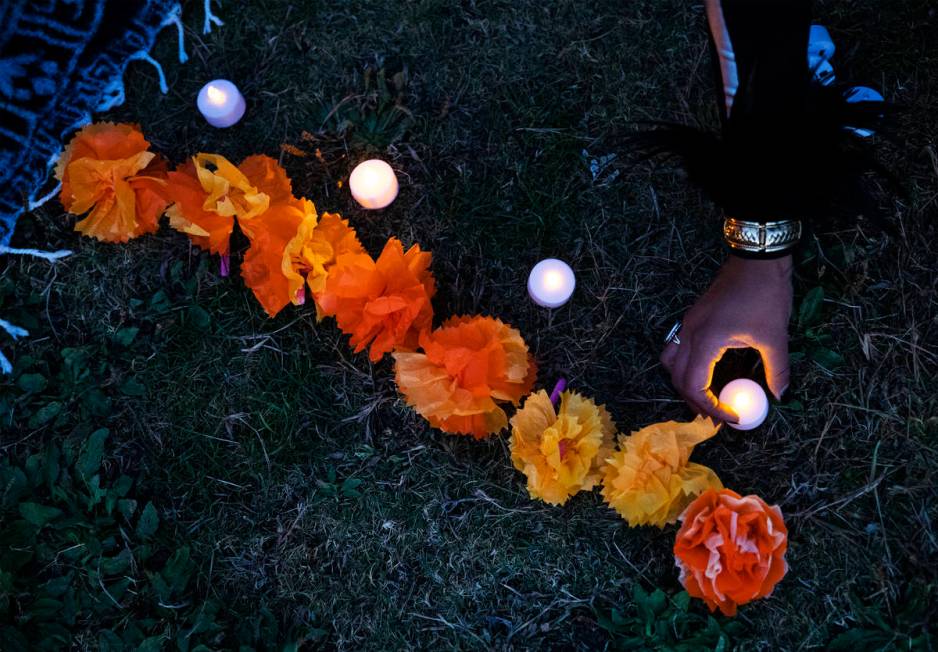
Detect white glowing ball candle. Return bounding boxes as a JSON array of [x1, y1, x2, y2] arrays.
[[197, 80, 245, 128], [349, 159, 399, 209], [527, 259, 575, 308], [718, 379, 769, 431]]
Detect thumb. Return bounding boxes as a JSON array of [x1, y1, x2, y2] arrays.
[[757, 339, 790, 400]]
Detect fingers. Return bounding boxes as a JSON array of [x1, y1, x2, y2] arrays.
[[681, 341, 740, 423], [661, 329, 739, 423], [755, 338, 790, 400], [660, 340, 679, 369]]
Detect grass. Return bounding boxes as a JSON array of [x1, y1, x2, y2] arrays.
[[2, 0, 937, 648]]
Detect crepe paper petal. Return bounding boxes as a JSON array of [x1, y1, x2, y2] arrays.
[[238, 154, 296, 208], [282, 212, 365, 319], [55, 122, 170, 243], [194, 153, 270, 220], [674, 488, 789, 617], [164, 162, 231, 255], [241, 197, 317, 318], [317, 237, 436, 362], [601, 416, 724, 527], [393, 315, 537, 439], [164, 153, 270, 255], [128, 156, 170, 233], [55, 123, 152, 182], [509, 389, 615, 505], [281, 210, 321, 307]]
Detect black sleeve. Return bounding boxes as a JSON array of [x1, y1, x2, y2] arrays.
[[706, 0, 812, 125], [635, 0, 890, 258]]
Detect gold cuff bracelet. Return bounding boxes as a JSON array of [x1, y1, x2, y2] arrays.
[[723, 218, 802, 254]]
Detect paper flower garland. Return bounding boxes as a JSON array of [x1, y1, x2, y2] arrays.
[[55, 123, 169, 242], [50, 122, 789, 617], [673, 489, 789, 616], [394, 316, 536, 439], [601, 416, 724, 527], [509, 390, 615, 505]]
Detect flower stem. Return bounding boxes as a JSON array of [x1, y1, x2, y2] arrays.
[[549, 378, 567, 406]]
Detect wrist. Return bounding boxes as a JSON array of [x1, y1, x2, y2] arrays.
[[727, 253, 793, 279]]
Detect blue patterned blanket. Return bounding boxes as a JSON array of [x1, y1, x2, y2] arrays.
[[0, 0, 194, 247], [0, 0, 221, 373]]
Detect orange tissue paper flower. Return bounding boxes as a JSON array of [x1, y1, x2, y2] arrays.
[[317, 237, 436, 362], [601, 416, 723, 527], [674, 488, 789, 617], [164, 153, 270, 255], [509, 390, 615, 505], [55, 122, 169, 242], [283, 212, 365, 318], [241, 197, 317, 318], [238, 154, 296, 209], [237, 155, 321, 317], [393, 316, 537, 439]]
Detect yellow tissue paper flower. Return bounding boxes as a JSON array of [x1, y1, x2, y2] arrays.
[[193, 153, 269, 221], [601, 416, 723, 527], [165, 153, 270, 253], [510, 390, 615, 506]]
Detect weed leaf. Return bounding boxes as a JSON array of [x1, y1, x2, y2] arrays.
[[137, 501, 159, 539], [113, 327, 140, 347], [17, 373, 47, 393], [798, 287, 825, 328], [76, 429, 109, 481], [18, 502, 62, 527]]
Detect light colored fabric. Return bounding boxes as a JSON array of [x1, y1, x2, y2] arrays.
[[704, 0, 739, 116]]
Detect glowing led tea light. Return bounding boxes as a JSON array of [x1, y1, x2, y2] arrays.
[[527, 259, 575, 308], [718, 379, 769, 431], [349, 159, 399, 209], [197, 79, 245, 128]]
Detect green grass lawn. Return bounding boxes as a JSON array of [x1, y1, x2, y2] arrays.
[[2, 0, 937, 649]]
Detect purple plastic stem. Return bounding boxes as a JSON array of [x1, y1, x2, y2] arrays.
[[549, 378, 567, 406], [219, 254, 230, 277]]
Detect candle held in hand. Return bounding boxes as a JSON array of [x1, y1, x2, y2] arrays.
[[349, 159, 399, 209], [718, 379, 769, 430], [197, 80, 245, 128], [528, 259, 575, 308]]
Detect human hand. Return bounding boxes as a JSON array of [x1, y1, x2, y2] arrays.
[[661, 254, 793, 422]]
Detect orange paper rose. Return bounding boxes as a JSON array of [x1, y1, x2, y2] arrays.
[[674, 488, 788, 616], [393, 316, 537, 438], [317, 237, 436, 362], [164, 153, 269, 255], [601, 416, 723, 527], [56, 122, 169, 242], [509, 390, 615, 505]]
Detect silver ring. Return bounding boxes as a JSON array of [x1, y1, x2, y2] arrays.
[[664, 320, 682, 346]]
